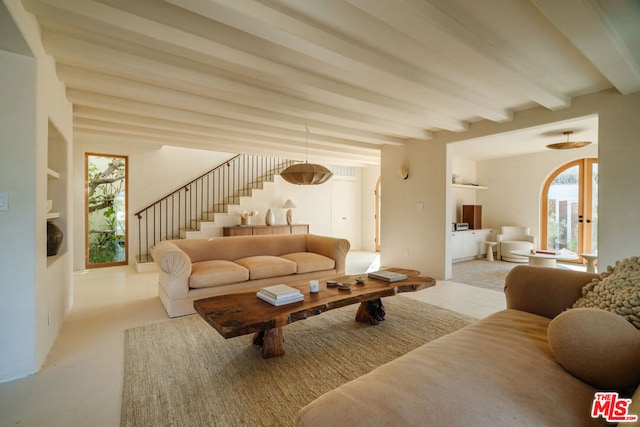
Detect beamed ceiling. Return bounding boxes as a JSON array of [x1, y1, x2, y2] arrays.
[[19, 0, 640, 165]]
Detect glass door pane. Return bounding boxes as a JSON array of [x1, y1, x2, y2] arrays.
[[546, 165, 579, 252], [86, 154, 128, 267]]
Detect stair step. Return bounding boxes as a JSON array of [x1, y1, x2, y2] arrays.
[[135, 255, 158, 273], [180, 220, 218, 239], [136, 254, 154, 263], [213, 204, 228, 213], [201, 212, 216, 221]]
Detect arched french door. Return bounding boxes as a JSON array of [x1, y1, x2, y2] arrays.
[[541, 158, 597, 261]]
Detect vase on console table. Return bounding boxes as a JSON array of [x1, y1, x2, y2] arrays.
[[265, 209, 275, 226], [239, 209, 258, 226]]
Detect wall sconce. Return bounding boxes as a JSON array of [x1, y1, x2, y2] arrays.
[[398, 165, 409, 180]]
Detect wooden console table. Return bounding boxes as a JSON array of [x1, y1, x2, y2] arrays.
[[223, 224, 309, 236]]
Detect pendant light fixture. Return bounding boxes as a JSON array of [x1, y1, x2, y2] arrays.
[[280, 123, 333, 185], [546, 131, 592, 150]]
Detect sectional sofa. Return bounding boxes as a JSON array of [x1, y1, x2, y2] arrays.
[[297, 263, 640, 426]]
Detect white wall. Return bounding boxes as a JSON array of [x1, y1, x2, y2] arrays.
[[1, 0, 73, 382], [381, 89, 640, 280], [0, 49, 38, 382], [225, 166, 377, 250], [381, 139, 449, 277], [237, 165, 380, 251], [597, 93, 640, 269]]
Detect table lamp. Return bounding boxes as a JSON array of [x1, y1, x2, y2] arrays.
[[282, 199, 297, 225]]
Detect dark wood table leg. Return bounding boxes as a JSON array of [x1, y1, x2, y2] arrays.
[[355, 299, 386, 325], [252, 331, 265, 347], [252, 327, 285, 358]]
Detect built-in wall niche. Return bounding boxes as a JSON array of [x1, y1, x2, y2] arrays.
[[47, 120, 68, 259]]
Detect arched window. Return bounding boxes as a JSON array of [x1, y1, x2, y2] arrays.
[[541, 158, 597, 261]]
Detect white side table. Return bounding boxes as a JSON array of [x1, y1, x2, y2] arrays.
[[581, 253, 598, 273], [484, 241, 497, 262]]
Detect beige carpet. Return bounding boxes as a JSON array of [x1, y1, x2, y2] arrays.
[[451, 259, 518, 292], [451, 259, 584, 292], [121, 297, 474, 427]]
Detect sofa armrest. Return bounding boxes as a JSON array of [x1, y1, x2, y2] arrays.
[[151, 240, 192, 298], [504, 265, 599, 319], [306, 234, 350, 274]]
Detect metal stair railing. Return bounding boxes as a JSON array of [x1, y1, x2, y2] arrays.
[[134, 154, 297, 263]]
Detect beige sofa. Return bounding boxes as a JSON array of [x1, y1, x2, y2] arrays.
[[297, 265, 640, 427], [152, 233, 350, 317]]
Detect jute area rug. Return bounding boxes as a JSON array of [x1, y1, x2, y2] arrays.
[[121, 297, 474, 427], [451, 259, 517, 292]]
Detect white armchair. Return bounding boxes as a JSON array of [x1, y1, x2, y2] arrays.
[[497, 226, 537, 262]]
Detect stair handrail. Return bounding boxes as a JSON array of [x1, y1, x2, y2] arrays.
[[134, 154, 297, 263], [133, 154, 241, 217]]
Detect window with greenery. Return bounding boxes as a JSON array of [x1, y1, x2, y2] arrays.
[[86, 154, 128, 267]]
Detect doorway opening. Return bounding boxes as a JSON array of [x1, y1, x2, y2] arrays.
[[541, 158, 597, 261], [85, 153, 128, 268]]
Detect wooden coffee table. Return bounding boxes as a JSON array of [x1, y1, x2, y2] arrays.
[[193, 268, 435, 358]]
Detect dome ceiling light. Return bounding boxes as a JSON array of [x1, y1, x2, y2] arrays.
[[546, 131, 592, 150]]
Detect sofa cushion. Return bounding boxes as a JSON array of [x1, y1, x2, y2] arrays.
[[280, 252, 335, 274], [235, 256, 297, 280], [548, 307, 640, 390], [189, 260, 249, 289], [573, 256, 640, 329]]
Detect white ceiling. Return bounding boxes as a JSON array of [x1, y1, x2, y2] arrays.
[[14, 0, 640, 165], [449, 114, 599, 161]]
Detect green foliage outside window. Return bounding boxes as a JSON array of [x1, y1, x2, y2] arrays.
[[87, 156, 126, 264]]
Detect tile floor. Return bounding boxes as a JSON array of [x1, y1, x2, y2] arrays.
[[0, 252, 506, 427]]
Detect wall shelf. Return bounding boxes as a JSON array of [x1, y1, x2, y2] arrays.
[[46, 120, 68, 259], [452, 183, 488, 190]]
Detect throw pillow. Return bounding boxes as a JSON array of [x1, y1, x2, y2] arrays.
[[548, 308, 640, 390], [573, 256, 640, 329]]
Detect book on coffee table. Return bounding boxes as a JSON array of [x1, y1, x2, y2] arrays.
[[367, 270, 408, 282], [256, 291, 304, 306], [259, 284, 301, 300]]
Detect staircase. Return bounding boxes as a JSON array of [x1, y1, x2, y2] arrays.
[[134, 154, 297, 271]]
